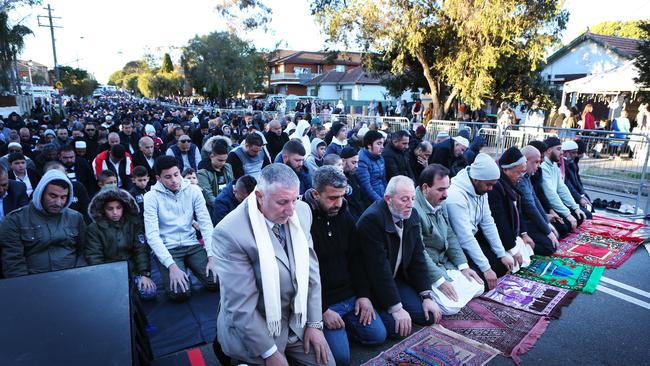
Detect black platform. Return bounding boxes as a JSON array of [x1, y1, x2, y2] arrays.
[[0, 262, 135, 366]]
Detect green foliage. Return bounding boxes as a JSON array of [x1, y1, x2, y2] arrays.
[[311, 0, 567, 117], [181, 31, 267, 100], [634, 22, 650, 88], [107, 70, 124, 86], [0, 11, 32, 91], [57, 65, 99, 97], [590, 20, 646, 39], [160, 53, 173, 73], [215, 0, 273, 31]]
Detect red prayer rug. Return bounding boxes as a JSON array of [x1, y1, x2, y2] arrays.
[[481, 274, 577, 319], [580, 215, 644, 237], [439, 298, 548, 365], [362, 325, 498, 366], [554, 231, 643, 268]]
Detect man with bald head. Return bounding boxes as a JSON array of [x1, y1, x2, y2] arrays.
[[264, 120, 289, 161], [132, 136, 160, 185], [518, 145, 559, 256]]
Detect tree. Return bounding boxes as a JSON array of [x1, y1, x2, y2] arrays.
[[311, 0, 568, 118], [107, 70, 124, 87], [181, 31, 266, 101], [590, 21, 646, 39], [160, 53, 173, 73], [634, 22, 650, 89], [0, 11, 32, 91], [57, 66, 99, 97], [215, 0, 272, 31]]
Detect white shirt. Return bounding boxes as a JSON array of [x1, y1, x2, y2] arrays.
[[14, 172, 33, 197]]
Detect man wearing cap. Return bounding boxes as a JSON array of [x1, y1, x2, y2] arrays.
[[383, 130, 415, 181], [431, 135, 469, 177], [519, 145, 560, 256], [74, 140, 89, 160], [561, 140, 593, 219], [541, 137, 586, 231], [446, 153, 515, 289], [488, 147, 535, 274], [0, 142, 37, 172]]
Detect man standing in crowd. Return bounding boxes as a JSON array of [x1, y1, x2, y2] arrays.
[[519, 145, 559, 256], [213, 164, 333, 366], [382, 130, 414, 180], [303, 166, 386, 364], [227, 133, 270, 180], [446, 153, 514, 289], [413, 164, 484, 315], [144, 156, 217, 301], [357, 175, 440, 338], [1, 169, 86, 277], [541, 137, 586, 232]]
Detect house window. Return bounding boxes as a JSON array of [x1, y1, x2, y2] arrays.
[[335, 65, 346, 72], [278, 65, 285, 73], [294, 67, 311, 75]]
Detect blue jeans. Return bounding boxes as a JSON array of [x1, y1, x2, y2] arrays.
[[323, 297, 386, 366], [378, 280, 435, 338]]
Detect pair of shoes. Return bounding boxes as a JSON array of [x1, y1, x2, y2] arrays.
[[605, 200, 622, 209], [592, 198, 609, 209]]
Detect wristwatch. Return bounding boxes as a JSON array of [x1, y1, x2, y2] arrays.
[[306, 321, 324, 331], [420, 291, 434, 301]]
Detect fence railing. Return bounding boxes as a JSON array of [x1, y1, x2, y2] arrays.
[[498, 125, 650, 215]]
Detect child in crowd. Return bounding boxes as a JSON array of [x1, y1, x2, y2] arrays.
[[129, 166, 150, 219], [85, 188, 156, 300], [182, 168, 198, 185], [97, 170, 118, 190]]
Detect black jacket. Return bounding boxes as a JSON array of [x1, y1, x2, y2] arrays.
[[264, 131, 289, 163], [356, 200, 432, 310], [382, 143, 414, 181], [430, 138, 467, 177], [2, 180, 29, 218], [7, 169, 41, 197], [344, 171, 371, 221], [487, 171, 526, 253], [132, 150, 160, 186], [119, 131, 140, 155], [563, 158, 586, 202], [302, 189, 371, 311], [66, 158, 97, 196]]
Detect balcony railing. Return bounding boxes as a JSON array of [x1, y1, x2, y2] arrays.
[[270, 72, 319, 82]]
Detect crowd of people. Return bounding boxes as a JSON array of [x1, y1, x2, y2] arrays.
[[0, 94, 626, 365]]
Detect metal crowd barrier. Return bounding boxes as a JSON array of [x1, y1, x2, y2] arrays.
[[498, 125, 650, 215]]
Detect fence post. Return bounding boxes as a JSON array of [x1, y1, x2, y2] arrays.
[[637, 135, 650, 216]]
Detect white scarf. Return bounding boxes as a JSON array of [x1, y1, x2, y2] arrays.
[[246, 191, 309, 337]]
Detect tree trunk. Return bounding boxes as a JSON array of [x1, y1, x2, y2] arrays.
[[443, 87, 459, 119], [414, 46, 442, 119]]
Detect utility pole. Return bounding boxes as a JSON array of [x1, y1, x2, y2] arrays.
[[37, 4, 62, 83]]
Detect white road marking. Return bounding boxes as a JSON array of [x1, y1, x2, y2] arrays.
[[600, 276, 650, 299], [597, 284, 650, 310]]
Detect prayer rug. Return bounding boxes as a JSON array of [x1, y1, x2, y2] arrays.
[[481, 274, 577, 319], [362, 325, 498, 366], [581, 215, 644, 237], [512, 256, 604, 294], [554, 231, 643, 268], [439, 298, 548, 365]]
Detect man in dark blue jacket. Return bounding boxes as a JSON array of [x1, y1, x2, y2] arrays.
[[562, 140, 593, 219], [212, 175, 256, 225]]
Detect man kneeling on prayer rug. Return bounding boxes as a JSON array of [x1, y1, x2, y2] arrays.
[[413, 164, 484, 315]]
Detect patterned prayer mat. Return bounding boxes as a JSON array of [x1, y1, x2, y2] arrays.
[[481, 274, 577, 319], [581, 215, 644, 237], [362, 325, 498, 366], [513, 256, 604, 294], [554, 231, 643, 268], [439, 298, 548, 365]]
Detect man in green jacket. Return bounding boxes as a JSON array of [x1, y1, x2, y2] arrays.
[[85, 187, 156, 299], [1, 169, 86, 277], [197, 140, 234, 221], [413, 163, 484, 315]]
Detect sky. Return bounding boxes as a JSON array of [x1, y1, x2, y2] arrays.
[[10, 0, 650, 84]]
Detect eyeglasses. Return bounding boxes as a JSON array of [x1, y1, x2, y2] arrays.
[[179, 140, 191, 143]]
